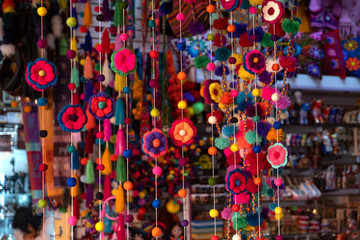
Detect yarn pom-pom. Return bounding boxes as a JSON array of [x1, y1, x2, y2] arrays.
[[269, 22, 285, 37], [206, 110, 224, 123], [241, 0, 251, 9], [249, 0, 264, 6], [239, 119, 254, 133], [232, 212, 248, 230], [266, 128, 284, 142], [215, 65, 229, 76], [214, 33, 227, 47], [273, 95, 291, 109], [215, 47, 231, 61], [246, 213, 263, 227], [261, 85, 275, 100], [221, 207, 233, 220], [237, 65, 255, 81], [213, 17, 228, 30], [189, 21, 205, 35], [159, 1, 172, 16], [223, 125, 238, 138], [236, 91, 254, 111], [282, 18, 300, 34], [261, 33, 274, 48], [246, 178, 259, 193], [215, 137, 230, 150], [279, 56, 296, 72], [293, 17, 302, 24], [258, 70, 272, 84], [194, 55, 210, 69], [245, 104, 263, 118], [245, 130, 262, 145], [232, 23, 247, 38], [256, 121, 272, 138], [249, 27, 264, 42], [239, 33, 253, 48]]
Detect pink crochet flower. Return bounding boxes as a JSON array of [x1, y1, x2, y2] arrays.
[[57, 104, 88, 132], [266, 143, 288, 168], [26, 58, 58, 91], [111, 48, 136, 76]]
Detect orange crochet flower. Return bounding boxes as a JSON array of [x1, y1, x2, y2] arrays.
[[169, 118, 197, 147], [344, 40, 358, 51], [346, 57, 360, 71]]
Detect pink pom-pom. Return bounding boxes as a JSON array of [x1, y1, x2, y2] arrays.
[[230, 90, 238, 98], [224, 148, 232, 157], [66, 50, 76, 59], [261, 85, 275, 101], [96, 44, 103, 52], [221, 207, 233, 220], [97, 164, 105, 171], [152, 166, 162, 176], [37, 39, 48, 49], [68, 83, 76, 91], [207, 62, 215, 71], [274, 178, 282, 186], [249, 6, 257, 14], [39, 163, 48, 172], [80, 93, 85, 100], [96, 131, 104, 139], [176, 13, 185, 21], [68, 216, 77, 226], [120, 33, 128, 41]]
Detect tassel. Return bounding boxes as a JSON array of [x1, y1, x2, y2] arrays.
[[83, 55, 94, 80], [83, 1, 92, 27], [85, 129, 93, 154], [71, 6, 78, 29], [101, 29, 111, 55], [85, 160, 95, 184], [60, 36, 68, 56], [71, 36, 78, 61], [73, 131, 82, 143], [58, 0, 66, 10], [103, 175, 112, 200], [115, 98, 125, 125], [73, 197, 80, 219], [114, 74, 126, 92], [73, 92, 81, 105], [0, 44, 15, 57], [51, 15, 63, 38], [115, 184, 125, 213], [116, 156, 126, 183], [101, 148, 112, 175], [103, 119, 112, 142], [104, 207, 112, 233], [115, 128, 126, 156], [102, 58, 113, 87], [86, 185, 93, 207], [116, 214, 125, 240], [85, 108, 96, 129], [114, 34, 123, 51], [80, 31, 93, 53], [47, 33, 55, 50], [71, 150, 80, 170], [84, 81, 94, 103], [70, 173, 80, 197], [102, 0, 111, 21], [71, 66, 80, 88], [114, 0, 121, 26]]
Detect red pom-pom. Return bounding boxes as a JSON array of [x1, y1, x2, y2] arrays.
[[137, 213, 144, 220], [232, 204, 240, 212], [239, 33, 253, 48], [213, 18, 228, 30], [80, 26, 88, 33], [94, 6, 101, 12], [81, 158, 88, 165], [96, 131, 104, 139], [246, 178, 259, 193], [149, 50, 159, 58], [96, 157, 101, 164], [245, 150, 271, 176], [269, 22, 285, 37], [68, 83, 76, 91], [97, 164, 105, 171], [211, 236, 219, 240], [80, 193, 86, 200], [279, 56, 296, 72], [226, 152, 242, 166], [111, 154, 118, 161], [214, 33, 227, 48], [109, 26, 117, 35], [138, 207, 146, 214]]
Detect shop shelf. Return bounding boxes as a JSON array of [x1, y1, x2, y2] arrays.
[[321, 188, 360, 197]]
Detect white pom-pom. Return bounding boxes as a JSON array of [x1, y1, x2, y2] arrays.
[[232, 234, 241, 240], [51, 15, 63, 38], [47, 33, 55, 50], [271, 93, 280, 102], [208, 116, 217, 125], [179, 130, 186, 136], [79, 175, 86, 183], [0, 44, 15, 57]]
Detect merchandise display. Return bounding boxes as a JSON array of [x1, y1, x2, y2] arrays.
[[1, 0, 360, 240]]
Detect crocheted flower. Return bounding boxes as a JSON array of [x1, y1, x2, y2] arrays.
[[307, 63, 320, 78], [346, 57, 360, 71], [220, 0, 240, 11], [261, 0, 284, 24], [141, 129, 168, 158], [327, 48, 336, 57], [309, 46, 322, 60], [169, 118, 197, 147], [111, 48, 136, 76], [203, 79, 223, 104], [266, 143, 288, 168], [245, 50, 266, 74], [310, 31, 322, 41], [26, 58, 58, 91], [344, 40, 358, 51], [88, 92, 114, 120], [265, 58, 283, 73], [226, 169, 248, 195], [57, 104, 88, 132], [330, 59, 339, 69]]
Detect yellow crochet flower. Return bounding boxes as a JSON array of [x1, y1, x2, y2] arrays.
[[209, 82, 223, 103], [344, 40, 358, 51], [238, 65, 255, 81], [232, 53, 243, 66], [249, 0, 264, 6]]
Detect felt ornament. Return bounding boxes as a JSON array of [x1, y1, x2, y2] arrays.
[[51, 15, 63, 38], [73, 197, 80, 219], [203, 79, 223, 104], [281, 18, 300, 34], [111, 48, 137, 76], [26, 58, 59, 91], [115, 184, 125, 213], [101, 148, 112, 175], [245, 50, 266, 74], [86, 185, 93, 207], [103, 175, 112, 200], [261, 0, 284, 24], [266, 59, 283, 73], [71, 150, 80, 170], [71, 37, 78, 61], [70, 173, 80, 197], [115, 97, 125, 125], [57, 104, 88, 132], [85, 160, 95, 184], [103, 119, 112, 142], [101, 29, 111, 55], [194, 55, 210, 69], [88, 92, 114, 120], [71, 66, 80, 88], [84, 129, 94, 154], [221, 0, 240, 11], [226, 168, 248, 195], [85, 108, 96, 129], [115, 128, 126, 156], [83, 55, 94, 80], [83, 1, 92, 27], [116, 156, 126, 183], [102, 58, 113, 87]]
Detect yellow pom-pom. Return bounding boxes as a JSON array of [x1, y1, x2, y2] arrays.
[[11, 100, 18, 108], [111, 189, 117, 196], [150, 109, 160, 117], [178, 100, 187, 109], [275, 212, 284, 220], [252, 88, 261, 97], [80, 59, 86, 66], [95, 221, 105, 232], [209, 209, 219, 218], [24, 105, 32, 113], [230, 144, 239, 152], [274, 207, 282, 215], [66, 17, 77, 28], [37, 7, 47, 16], [38, 199, 47, 208], [138, 191, 146, 199]]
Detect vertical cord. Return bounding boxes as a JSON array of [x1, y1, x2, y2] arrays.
[[40, 0, 45, 235], [69, 2, 74, 239], [98, 0, 103, 237]]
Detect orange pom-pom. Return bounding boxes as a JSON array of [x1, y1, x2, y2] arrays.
[[178, 189, 187, 198], [11, 100, 18, 108], [254, 177, 262, 185], [24, 105, 32, 112], [206, 4, 215, 13], [227, 24, 236, 33], [177, 72, 187, 81], [81, 158, 88, 165], [152, 227, 162, 237], [123, 181, 133, 191], [208, 146, 217, 156]]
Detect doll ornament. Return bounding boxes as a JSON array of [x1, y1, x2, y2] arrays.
[[170, 223, 184, 240]]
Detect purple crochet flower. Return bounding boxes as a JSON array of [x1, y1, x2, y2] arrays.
[[309, 46, 321, 60], [141, 129, 168, 158], [189, 21, 205, 35], [245, 50, 266, 74]]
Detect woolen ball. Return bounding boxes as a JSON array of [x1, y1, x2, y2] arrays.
[[178, 157, 187, 166], [95, 221, 105, 232], [123, 86, 130, 94], [66, 50, 76, 59], [96, 74, 105, 82], [211, 236, 219, 240], [67, 177, 77, 187], [274, 178, 283, 186], [120, 33, 128, 41], [181, 220, 189, 227], [275, 235, 283, 240], [152, 166, 162, 176], [68, 216, 77, 226], [39, 130, 48, 138], [273, 121, 282, 130], [37, 97, 48, 106], [96, 192, 104, 200], [67, 145, 76, 153], [207, 62, 216, 71], [96, 14, 104, 22], [39, 163, 48, 172], [177, 42, 186, 51], [97, 164, 105, 171], [230, 117, 238, 123], [124, 214, 134, 223], [37, 39, 48, 49], [253, 145, 261, 153], [152, 199, 161, 208], [208, 177, 217, 186], [123, 149, 132, 158], [176, 13, 185, 21]]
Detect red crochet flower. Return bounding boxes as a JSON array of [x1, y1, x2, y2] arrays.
[[226, 169, 247, 195], [169, 118, 197, 147], [89, 92, 114, 120], [57, 104, 88, 132], [26, 58, 58, 91]]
